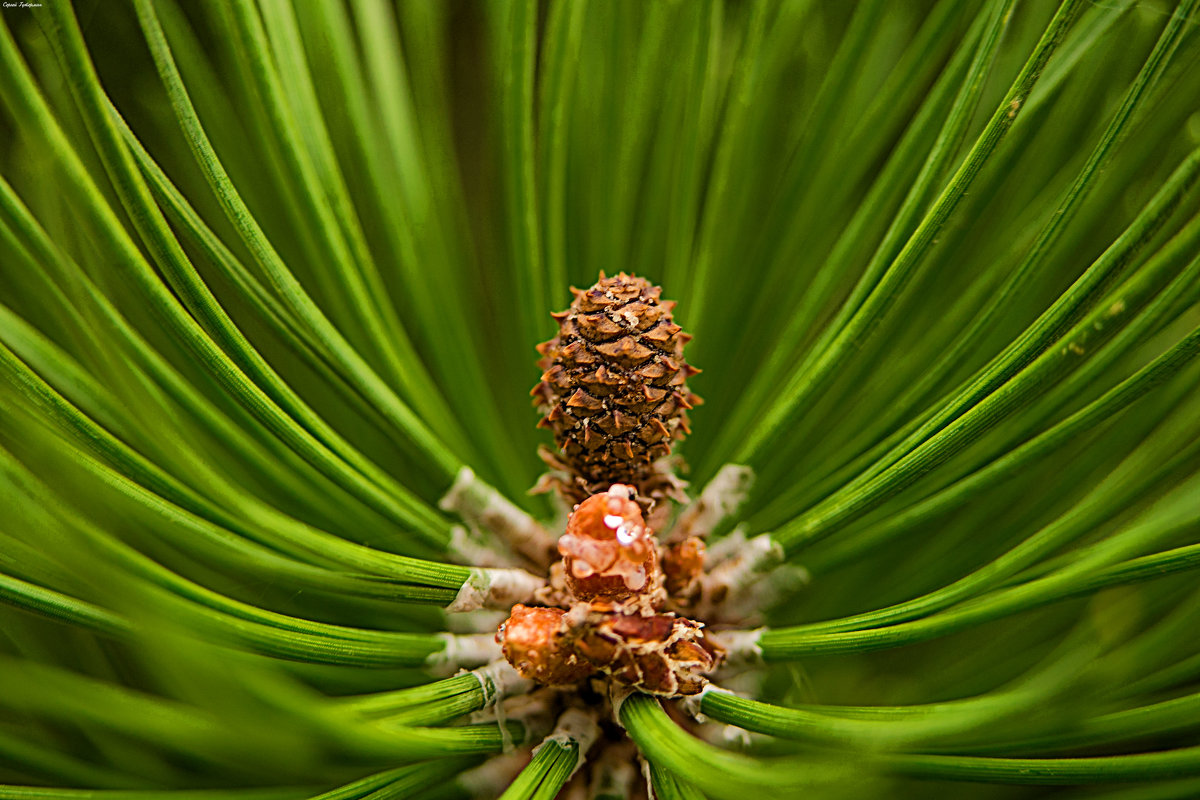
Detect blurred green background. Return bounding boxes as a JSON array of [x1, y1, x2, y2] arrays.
[[2, 0, 1200, 797]]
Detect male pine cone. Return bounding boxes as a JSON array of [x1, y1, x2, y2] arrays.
[[533, 273, 700, 508]]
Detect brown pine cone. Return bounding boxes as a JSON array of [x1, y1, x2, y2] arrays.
[[533, 273, 701, 509]]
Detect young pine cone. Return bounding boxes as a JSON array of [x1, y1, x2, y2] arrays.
[[533, 273, 701, 509]]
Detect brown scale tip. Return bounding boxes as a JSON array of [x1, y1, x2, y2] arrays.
[[533, 273, 701, 508]]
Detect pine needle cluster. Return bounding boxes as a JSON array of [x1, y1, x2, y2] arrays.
[[2, 1, 1200, 798]]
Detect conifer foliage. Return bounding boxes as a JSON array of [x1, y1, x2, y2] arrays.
[[2, 1, 1200, 798]]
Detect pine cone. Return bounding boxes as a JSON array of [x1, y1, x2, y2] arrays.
[[533, 273, 700, 509]]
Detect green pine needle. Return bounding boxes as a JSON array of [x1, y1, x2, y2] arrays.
[[2, 1, 1200, 798]]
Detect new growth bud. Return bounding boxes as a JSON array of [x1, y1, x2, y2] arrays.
[[496, 604, 592, 687], [497, 483, 724, 696], [557, 485, 659, 603]]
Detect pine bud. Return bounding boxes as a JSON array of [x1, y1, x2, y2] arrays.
[[557, 485, 660, 604], [661, 537, 706, 605], [496, 604, 723, 696], [495, 604, 594, 687], [533, 273, 700, 508], [571, 610, 722, 696]]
